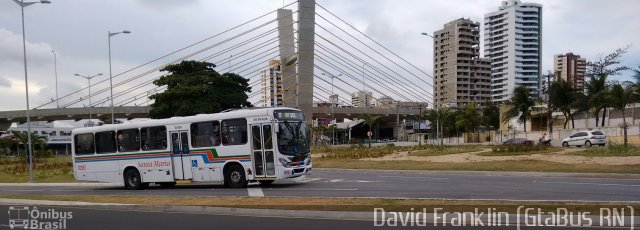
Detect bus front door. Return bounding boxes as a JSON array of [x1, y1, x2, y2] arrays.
[[251, 124, 276, 179], [170, 131, 193, 180]]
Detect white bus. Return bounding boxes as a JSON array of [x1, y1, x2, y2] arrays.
[[72, 107, 311, 189]]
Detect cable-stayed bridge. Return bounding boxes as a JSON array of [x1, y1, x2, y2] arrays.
[[0, 0, 433, 131]]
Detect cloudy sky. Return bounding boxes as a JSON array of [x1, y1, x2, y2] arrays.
[[0, 0, 638, 114]]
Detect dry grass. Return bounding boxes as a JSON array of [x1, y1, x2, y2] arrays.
[[0, 194, 636, 214], [407, 145, 483, 157]]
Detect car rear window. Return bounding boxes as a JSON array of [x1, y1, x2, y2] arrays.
[[591, 131, 604, 135]]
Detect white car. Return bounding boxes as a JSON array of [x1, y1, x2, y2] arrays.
[[561, 131, 606, 147]]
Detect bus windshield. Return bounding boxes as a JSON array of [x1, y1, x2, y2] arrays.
[[277, 121, 310, 155]]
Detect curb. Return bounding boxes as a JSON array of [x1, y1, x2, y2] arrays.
[[0, 198, 370, 221], [1, 198, 639, 226]]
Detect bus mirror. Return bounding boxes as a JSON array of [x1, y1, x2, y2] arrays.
[[275, 127, 279, 133]]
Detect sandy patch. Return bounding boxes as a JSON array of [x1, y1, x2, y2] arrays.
[[363, 148, 640, 166]]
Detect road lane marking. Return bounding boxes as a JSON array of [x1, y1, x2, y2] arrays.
[[270, 188, 358, 191], [300, 178, 323, 183], [379, 175, 448, 180], [247, 186, 264, 197], [533, 181, 640, 187]]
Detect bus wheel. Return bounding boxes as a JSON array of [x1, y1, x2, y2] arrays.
[[225, 165, 248, 188], [258, 180, 275, 186], [159, 182, 176, 188], [124, 169, 146, 190]]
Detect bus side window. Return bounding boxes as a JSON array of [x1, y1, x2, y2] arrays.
[[95, 131, 117, 154], [117, 129, 140, 152], [74, 133, 95, 155], [141, 126, 167, 151], [190, 121, 221, 148], [221, 119, 247, 146]]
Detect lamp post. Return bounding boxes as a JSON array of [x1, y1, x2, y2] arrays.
[[51, 50, 58, 108], [108, 30, 131, 124], [75, 73, 103, 125], [12, 0, 52, 183], [322, 72, 342, 145], [420, 32, 440, 145]]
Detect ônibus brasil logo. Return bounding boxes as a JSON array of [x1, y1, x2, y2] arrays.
[[8, 206, 73, 229]]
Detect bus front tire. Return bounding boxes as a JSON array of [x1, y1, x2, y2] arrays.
[[124, 169, 147, 190], [225, 165, 248, 188]]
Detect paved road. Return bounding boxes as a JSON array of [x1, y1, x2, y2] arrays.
[[0, 169, 639, 202], [0, 205, 626, 230]]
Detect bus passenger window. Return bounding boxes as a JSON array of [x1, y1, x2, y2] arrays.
[[190, 121, 221, 147], [141, 126, 167, 151], [74, 133, 95, 155], [117, 129, 140, 152], [221, 119, 247, 146], [95, 131, 117, 154]]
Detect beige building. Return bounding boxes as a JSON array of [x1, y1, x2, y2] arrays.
[[351, 90, 373, 108], [260, 60, 283, 107], [375, 96, 396, 109], [433, 18, 491, 108], [554, 53, 586, 91]]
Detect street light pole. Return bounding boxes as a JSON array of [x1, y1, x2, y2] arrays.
[[52, 50, 58, 108], [75, 73, 103, 125], [322, 72, 342, 145], [420, 32, 440, 145], [12, 0, 51, 183], [108, 30, 131, 124]]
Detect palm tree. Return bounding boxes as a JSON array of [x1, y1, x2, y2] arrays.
[[585, 74, 610, 127], [360, 114, 383, 148], [426, 108, 456, 145], [455, 102, 480, 132], [10, 131, 47, 160], [609, 84, 633, 146], [549, 77, 576, 129], [502, 86, 534, 132]]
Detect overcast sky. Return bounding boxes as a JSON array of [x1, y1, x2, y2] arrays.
[[0, 0, 638, 114]]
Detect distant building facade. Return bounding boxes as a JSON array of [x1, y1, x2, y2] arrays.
[[351, 90, 373, 108], [484, 0, 542, 102], [554, 53, 586, 91], [433, 18, 491, 108], [260, 60, 283, 107]]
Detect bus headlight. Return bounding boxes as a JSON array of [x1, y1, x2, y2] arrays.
[[278, 157, 291, 167]]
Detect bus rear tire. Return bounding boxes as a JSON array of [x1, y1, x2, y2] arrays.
[[225, 165, 248, 188], [124, 169, 146, 190]]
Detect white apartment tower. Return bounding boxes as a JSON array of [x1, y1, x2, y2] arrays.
[[260, 60, 284, 107], [484, 0, 542, 102]]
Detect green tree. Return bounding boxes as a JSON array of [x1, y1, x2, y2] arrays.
[[149, 61, 252, 119], [609, 84, 634, 146], [549, 77, 576, 129], [9, 131, 48, 159], [481, 101, 500, 130], [360, 114, 383, 148], [585, 46, 630, 127], [502, 86, 534, 132], [455, 102, 480, 132], [425, 108, 457, 145]]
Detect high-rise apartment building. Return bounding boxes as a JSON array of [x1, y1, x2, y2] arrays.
[[260, 60, 283, 107], [351, 90, 373, 108], [484, 0, 542, 102], [433, 18, 491, 108], [554, 53, 586, 91]]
